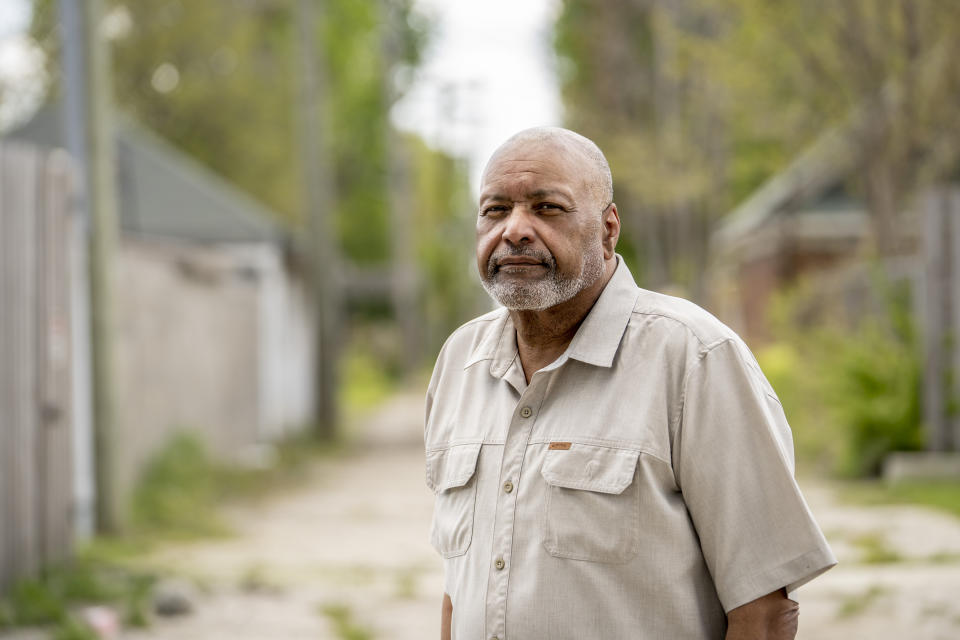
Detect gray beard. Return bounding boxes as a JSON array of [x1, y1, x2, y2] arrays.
[[480, 246, 604, 311]]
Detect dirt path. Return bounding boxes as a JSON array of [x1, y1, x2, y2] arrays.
[[126, 391, 441, 640], [108, 391, 960, 639]]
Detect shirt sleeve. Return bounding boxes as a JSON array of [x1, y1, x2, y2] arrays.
[[674, 338, 836, 613]]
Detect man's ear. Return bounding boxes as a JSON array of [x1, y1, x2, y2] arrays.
[[602, 203, 621, 259]]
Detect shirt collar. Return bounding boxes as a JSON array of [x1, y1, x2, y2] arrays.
[[464, 255, 640, 377], [565, 255, 640, 368]]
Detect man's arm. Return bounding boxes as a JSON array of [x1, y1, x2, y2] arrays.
[[725, 589, 799, 640], [441, 593, 452, 640]]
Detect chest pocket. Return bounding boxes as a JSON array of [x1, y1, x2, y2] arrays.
[[541, 444, 641, 563], [426, 443, 481, 558]]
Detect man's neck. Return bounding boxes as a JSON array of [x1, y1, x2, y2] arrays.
[[510, 259, 616, 383]]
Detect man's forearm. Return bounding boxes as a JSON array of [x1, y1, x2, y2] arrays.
[[441, 593, 452, 640], [725, 588, 799, 640]]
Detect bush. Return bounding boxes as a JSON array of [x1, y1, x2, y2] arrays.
[[759, 276, 923, 477], [818, 320, 923, 476], [130, 433, 226, 538]]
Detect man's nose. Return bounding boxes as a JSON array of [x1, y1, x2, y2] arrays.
[[501, 205, 535, 245]]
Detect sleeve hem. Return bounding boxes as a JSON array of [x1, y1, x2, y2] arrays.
[[720, 547, 838, 613]]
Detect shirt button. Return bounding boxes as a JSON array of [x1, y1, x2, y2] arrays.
[[503, 480, 514, 494], [494, 557, 505, 570], [519, 406, 532, 418]]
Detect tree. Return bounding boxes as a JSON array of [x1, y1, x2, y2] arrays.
[[554, 0, 960, 291], [31, 0, 428, 266]]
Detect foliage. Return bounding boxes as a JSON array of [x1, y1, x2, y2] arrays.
[[849, 532, 903, 565], [129, 432, 227, 539], [340, 328, 400, 415], [835, 585, 889, 619], [0, 560, 156, 636], [128, 428, 347, 539], [554, 0, 960, 290], [406, 134, 484, 354], [758, 276, 923, 477], [28, 0, 477, 363], [840, 481, 960, 520], [30, 0, 427, 257], [319, 603, 374, 640]]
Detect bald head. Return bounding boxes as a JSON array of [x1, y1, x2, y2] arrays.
[[483, 127, 614, 210]]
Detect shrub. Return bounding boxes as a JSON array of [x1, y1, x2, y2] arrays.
[[759, 274, 923, 477], [130, 433, 226, 538]]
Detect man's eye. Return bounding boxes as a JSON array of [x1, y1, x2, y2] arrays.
[[535, 203, 563, 213], [481, 206, 508, 217]]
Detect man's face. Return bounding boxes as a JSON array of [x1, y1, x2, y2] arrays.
[[476, 141, 606, 311]]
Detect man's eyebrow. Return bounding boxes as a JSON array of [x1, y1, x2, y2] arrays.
[[478, 188, 575, 204], [527, 188, 573, 201]]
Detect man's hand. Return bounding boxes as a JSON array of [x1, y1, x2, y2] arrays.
[[441, 593, 452, 640], [725, 588, 799, 640]]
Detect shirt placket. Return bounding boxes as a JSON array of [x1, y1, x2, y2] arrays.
[[484, 370, 548, 640]]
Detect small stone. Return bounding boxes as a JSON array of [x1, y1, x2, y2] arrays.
[[152, 578, 197, 617]]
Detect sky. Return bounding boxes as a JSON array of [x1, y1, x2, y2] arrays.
[[394, 0, 563, 192], [0, 0, 562, 194], [0, 0, 43, 129]]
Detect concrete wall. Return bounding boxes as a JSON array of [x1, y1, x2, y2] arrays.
[[223, 244, 316, 440], [114, 239, 263, 502]]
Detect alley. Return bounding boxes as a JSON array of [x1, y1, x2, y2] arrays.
[[110, 390, 960, 639]]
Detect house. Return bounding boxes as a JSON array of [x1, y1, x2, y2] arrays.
[[709, 125, 919, 344], [5, 106, 317, 534]]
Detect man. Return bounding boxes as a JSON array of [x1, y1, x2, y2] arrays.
[[424, 127, 835, 639]]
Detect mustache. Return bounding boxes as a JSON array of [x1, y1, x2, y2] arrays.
[[487, 247, 555, 276]]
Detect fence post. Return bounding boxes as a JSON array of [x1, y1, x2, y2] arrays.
[[950, 188, 960, 450], [923, 187, 958, 452]]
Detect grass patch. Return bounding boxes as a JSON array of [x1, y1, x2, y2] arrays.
[[836, 585, 890, 618], [319, 603, 375, 640], [849, 532, 903, 564], [130, 433, 229, 540], [926, 551, 960, 564], [393, 567, 419, 600], [127, 430, 348, 545], [340, 347, 397, 418], [0, 559, 156, 636], [838, 480, 960, 519]]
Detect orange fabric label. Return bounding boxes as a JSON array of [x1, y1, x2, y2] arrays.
[[548, 442, 572, 450]]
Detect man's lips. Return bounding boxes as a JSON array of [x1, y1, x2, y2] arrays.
[[496, 257, 545, 267]]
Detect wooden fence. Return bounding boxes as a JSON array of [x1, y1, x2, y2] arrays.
[[923, 187, 960, 452], [0, 142, 75, 592]]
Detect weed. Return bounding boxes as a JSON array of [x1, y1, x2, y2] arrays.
[[130, 433, 228, 539], [52, 616, 99, 640], [394, 568, 419, 600], [0, 561, 156, 635], [7, 578, 65, 625], [839, 480, 960, 520], [926, 552, 960, 564], [238, 564, 283, 594], [849, 532, 903, 564], [836, 585, 889, 618], [319, 603, 375, 640]]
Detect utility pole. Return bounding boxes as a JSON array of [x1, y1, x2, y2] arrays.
[[380, 0, 421, 371], [58, 0, 94, 540], [59, 0, 121, 533], [295, 0, 342, 439]]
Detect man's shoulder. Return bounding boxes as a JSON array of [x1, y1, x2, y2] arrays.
[[434, 306, 508, 367], [628, 288, 740, 351], [446, 306, 508, 345]]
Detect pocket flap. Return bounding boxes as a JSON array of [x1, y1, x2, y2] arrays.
[[426, 443, 481, 493], [541, 444, 639, 494]]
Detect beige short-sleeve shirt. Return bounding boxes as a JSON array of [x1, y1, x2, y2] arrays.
[[424, 258, 836, 639]]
